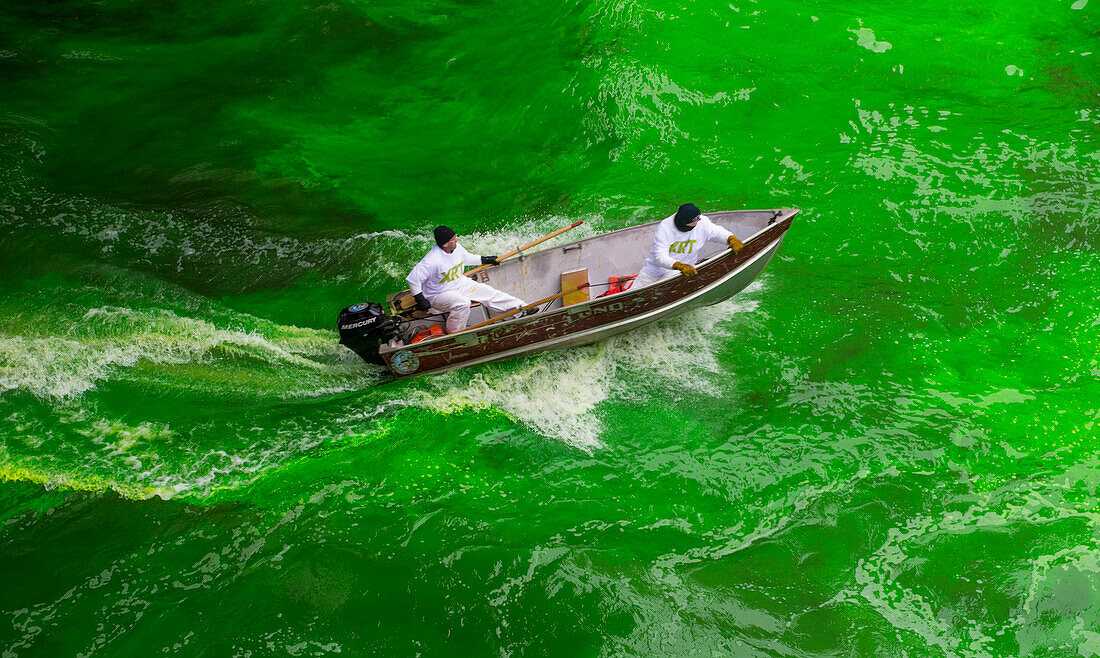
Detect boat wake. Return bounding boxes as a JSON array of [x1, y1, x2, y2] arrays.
[[411, 280, 766, 451], [0, 197, 767, 499]]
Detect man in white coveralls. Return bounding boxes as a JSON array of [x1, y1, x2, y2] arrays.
[[407, 226, 528, 333], [631, 203, 745, 289]]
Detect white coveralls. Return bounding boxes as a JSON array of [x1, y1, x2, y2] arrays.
[[631, 214, 734, 289], [406, 243, 526, 333]]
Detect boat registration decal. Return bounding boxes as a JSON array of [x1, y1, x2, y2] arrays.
[[391, 350, 420, 374]]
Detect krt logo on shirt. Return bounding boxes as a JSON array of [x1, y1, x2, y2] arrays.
[[439, 264, 463, 284], [669, 239, 697, 255]]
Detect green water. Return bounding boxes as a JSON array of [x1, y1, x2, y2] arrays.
[[1, 0, 1098, 654]]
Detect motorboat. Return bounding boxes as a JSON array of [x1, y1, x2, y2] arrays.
[[338, 209, 797, 378]]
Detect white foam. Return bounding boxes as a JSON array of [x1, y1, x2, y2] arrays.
[[0, 336, 136, 399], [0, 306, 375, 401], [849, 27, 893, 53], [409, 280, 766, 450], [0, 396, 409, 501], [342, 229, 415, 243], [448, 214, 603, 258], [417, 346, 613, 450], [0, 149, 351, 290]]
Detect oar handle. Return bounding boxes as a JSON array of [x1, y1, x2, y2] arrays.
[[464, 220, 584, 278], [460, 283, 590, 333]]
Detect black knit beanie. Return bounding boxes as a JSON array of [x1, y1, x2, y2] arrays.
[[674, 203, 701, 232], [434, 225, 456, 246]]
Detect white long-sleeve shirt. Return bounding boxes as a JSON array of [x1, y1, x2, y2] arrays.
[[639, 214, 733, 279], [406, 244, 482, 301]]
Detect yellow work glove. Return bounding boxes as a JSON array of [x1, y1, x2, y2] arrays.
[[727, 235, 745, 254], [672, 261, 697, 277]]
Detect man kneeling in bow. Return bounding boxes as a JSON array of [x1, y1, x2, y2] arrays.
[[631, 203, 745, 289]]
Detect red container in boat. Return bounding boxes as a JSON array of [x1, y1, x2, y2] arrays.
[[411, 324, 445, 343]]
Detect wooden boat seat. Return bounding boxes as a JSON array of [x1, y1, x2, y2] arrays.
[[386, 289, 482, 318]]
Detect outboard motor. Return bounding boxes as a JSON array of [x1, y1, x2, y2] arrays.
[[337, 302, 399, 365]]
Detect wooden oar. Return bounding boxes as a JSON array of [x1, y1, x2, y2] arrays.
[[464, 220, 584, 278], [460, 283, 590, 333]]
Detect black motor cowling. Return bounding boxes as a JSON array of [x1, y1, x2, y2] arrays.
[[337, 302, 399, 365]]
